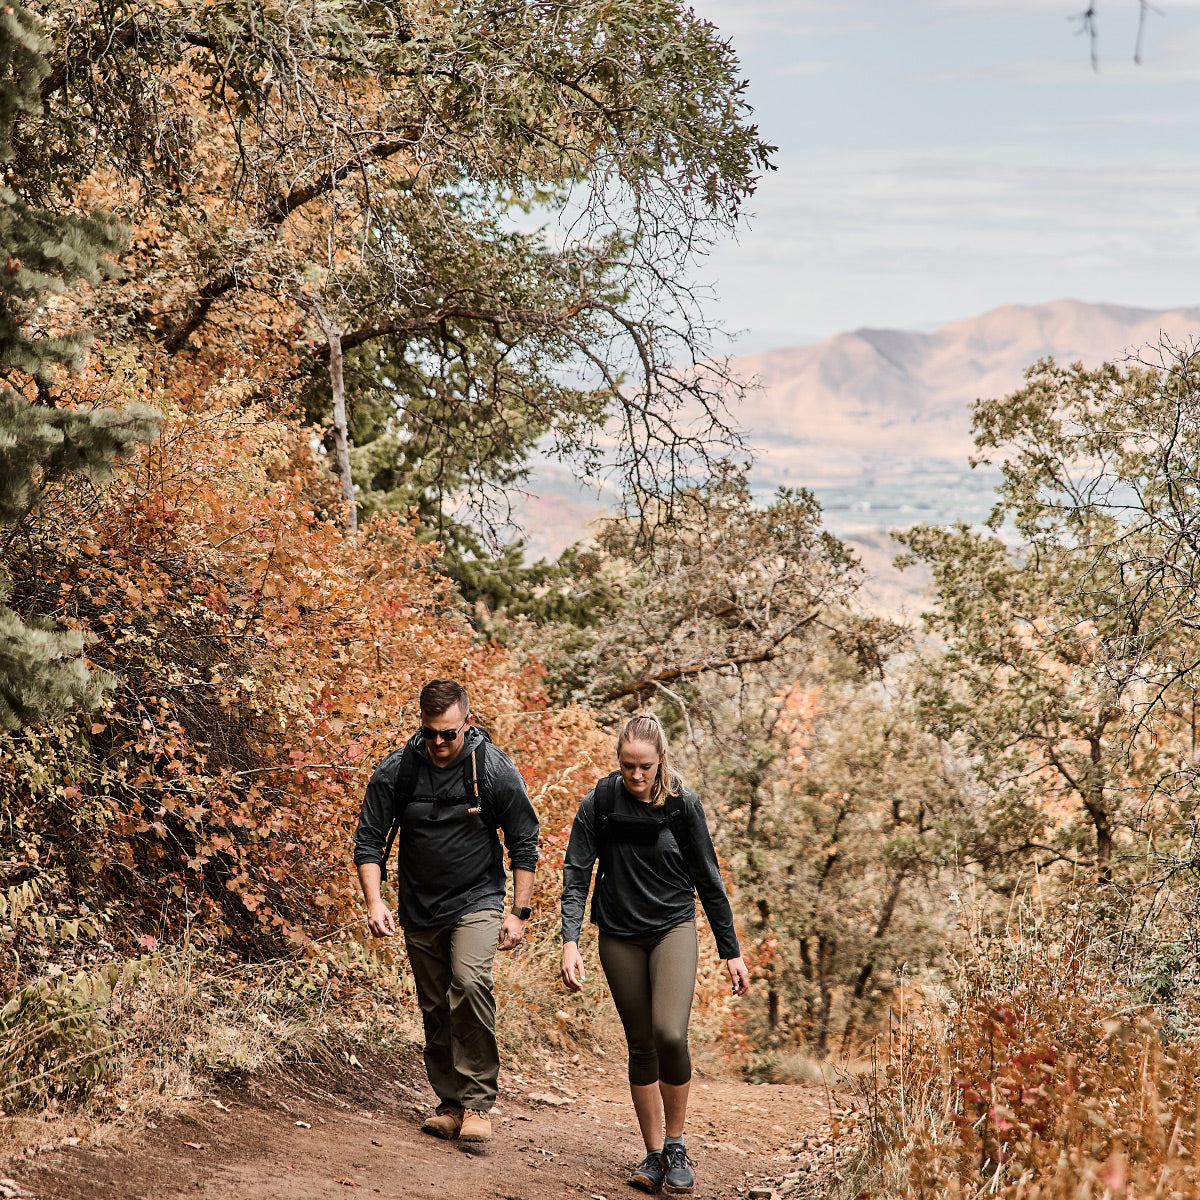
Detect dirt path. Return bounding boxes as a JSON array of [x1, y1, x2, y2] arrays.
[[3, 1046, 840, 1200]]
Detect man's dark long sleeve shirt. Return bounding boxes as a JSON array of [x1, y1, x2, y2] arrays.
[[560, 782, 740, 961], [353, 727, 539, 930]]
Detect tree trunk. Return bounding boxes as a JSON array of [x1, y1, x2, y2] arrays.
[[814, 933, 834, 1058], [1085, 737, 1112, 885], [841, 868, 907, 1054], [325, 320, 357, 534], [303, 297, 356, 533], [756, 897, 779, 1032]]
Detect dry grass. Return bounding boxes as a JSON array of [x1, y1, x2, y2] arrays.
[[0, 940, 424, 1160], [857, 923, 1200, 1200]]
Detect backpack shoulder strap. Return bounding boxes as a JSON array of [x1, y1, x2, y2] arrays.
[[593, 772, 620, 872], [461, 728, 503, 827], [380, 742, 419, 882], [464, 741, 488, 819], [664, 790, 695, 881]]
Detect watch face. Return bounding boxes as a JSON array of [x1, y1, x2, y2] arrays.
[[513, 906, 532, 920]]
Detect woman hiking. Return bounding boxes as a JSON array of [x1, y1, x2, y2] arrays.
[[560, 714, 749, 1195]]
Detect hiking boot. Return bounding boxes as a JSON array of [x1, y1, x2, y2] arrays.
[[661, 1143, 694, 1195], [459, 1108, 492, 1142], [420, 1108, 463, 1139], [627, 1149, 666, 1193]]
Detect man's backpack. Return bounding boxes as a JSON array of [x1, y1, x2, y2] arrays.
[[591, 770, 694, 881], [379, 733, 495, 882]]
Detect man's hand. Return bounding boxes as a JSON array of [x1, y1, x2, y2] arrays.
[[497, 914, 527, 950], [499, 868, 535, 952], [367, 898, 396, 938], [561, 942, 586, 992], [357, 864, 395, 937], [725, 956, 750, 996]]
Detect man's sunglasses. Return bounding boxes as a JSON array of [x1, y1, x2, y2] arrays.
[[421, 721, 467, 744]]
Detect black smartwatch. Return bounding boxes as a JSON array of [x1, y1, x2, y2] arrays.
[[511, 906, 532, 920]]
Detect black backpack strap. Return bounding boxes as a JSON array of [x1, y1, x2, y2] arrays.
[[664, 790, 695, 883], [593, 772, 619, 874], [380, 743, 419, 882]]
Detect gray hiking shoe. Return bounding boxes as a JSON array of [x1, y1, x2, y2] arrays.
[[661, 1143, 694, 1194], [627, 1149, 665, 1193]]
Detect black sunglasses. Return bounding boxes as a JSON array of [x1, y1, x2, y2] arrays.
[[421, 720, 467, 744]]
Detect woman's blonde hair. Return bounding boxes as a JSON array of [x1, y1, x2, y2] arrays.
[[617, 714, 685, 809]]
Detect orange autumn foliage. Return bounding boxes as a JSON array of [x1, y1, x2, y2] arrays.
[[3, 364, 608, 969]]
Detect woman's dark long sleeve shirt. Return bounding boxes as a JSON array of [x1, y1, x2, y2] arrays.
[[560, 783, 740, 961]]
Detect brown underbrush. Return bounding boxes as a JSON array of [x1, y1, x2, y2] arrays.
[[857, 918, 1200, 1199], [0, 937, 418, 1156]]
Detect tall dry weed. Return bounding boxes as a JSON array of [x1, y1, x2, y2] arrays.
[[861, 923, 1200, 1199]]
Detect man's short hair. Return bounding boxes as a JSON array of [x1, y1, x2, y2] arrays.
[[420, 679, 469, 718]]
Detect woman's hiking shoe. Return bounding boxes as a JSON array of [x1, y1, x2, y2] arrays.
[[627, 1150, 666, 1192], [661, 1143, 694, 1195], [420, 1108, 463, 1139], [459, 1109, 492, 1142]]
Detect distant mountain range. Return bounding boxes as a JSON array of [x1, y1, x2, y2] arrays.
[[518, 300, 1200, 598]]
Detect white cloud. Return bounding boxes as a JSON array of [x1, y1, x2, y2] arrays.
[[775, 58, 872, 75], [696, 1, 878, 39]]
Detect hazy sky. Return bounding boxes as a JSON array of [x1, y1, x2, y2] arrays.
[[690, 0, 1200, 352]]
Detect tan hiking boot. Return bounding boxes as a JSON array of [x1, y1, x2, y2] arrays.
[[420, 1108, 463, 1139], [459, 1108, 492, 1142]]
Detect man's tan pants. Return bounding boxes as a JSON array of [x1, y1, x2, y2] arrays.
[[403, 909, 502, 1113]]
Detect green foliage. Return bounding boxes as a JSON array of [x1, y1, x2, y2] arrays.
[[0, 603, 99, 729], [503, 467, 932, 1056], [451, 541, 622, 636], [0, 394, 158, 525], [28, 0, 774, 538], [739, 678, 973, 1058], [0, 0, 158, 731], [897, 348, 1200, 886], [521, 467, 878, 706]]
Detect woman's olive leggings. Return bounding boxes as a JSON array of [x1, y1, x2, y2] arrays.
[[598, 919, 698, 1087]]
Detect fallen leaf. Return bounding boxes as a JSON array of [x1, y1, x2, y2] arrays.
[[334, 1178, 356, 1187], [211, 1099, 231, 1112], [526, 1092, 574, 1106], [184, 1141, 204, 1150], [295, 1121, 311, 1128], [371, 1140, 381, 1146]]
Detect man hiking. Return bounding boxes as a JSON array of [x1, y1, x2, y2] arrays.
[[354, 679, 539, 1144]]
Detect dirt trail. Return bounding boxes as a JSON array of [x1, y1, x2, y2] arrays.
[[3, 1046, 839, 1200]]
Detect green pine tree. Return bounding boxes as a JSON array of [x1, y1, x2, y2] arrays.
[[0, 1, 157, 730]]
